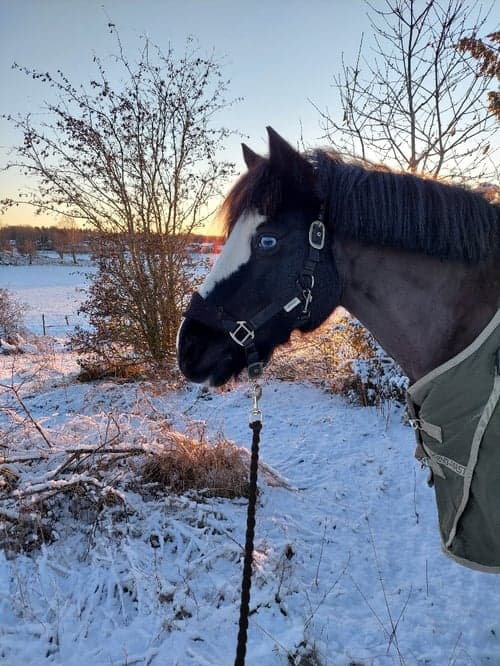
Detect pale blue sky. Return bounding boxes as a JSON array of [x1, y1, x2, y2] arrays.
[[0, 0, 498, 231]]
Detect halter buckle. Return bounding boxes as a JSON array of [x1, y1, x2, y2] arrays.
[[309, 220, 325, 250], [229, 320, 255, 347]]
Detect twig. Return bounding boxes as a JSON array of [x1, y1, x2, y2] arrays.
[[45, 451, 81, 480], [1, 474, 104, 501], [73, 414, 121, 473], [448, 632, 463, 666], [56, 446, 149, 456], [314, 521, 328, 587], [0, 381, 54, 448], [1, 452, 50, 464], [0, 447, 151, 469], [350, 573, 389, 639], [0, 506, 38, 522], [413, 466, 419, 524], [251, 619, 291, 658], [304, 554, 351, 631], [366, 519, 406, 664]]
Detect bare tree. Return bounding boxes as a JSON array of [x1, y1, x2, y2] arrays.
[[16, 236, 37, 265], [317, 0, 498, 180], [52, 228, 68, 262], [2, 31, 238, 370]]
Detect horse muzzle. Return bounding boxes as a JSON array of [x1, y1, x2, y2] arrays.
[[177, 292, 265, 382]]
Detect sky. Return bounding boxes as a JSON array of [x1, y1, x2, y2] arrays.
[[0, 0, 498, 233]]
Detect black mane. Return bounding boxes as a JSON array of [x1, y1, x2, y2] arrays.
[[221, 149, 499, 264]]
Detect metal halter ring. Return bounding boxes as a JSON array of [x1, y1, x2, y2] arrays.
[[299, 274, 315, 291], [229, 320, 255, 347], [309, 220, 325, 250]]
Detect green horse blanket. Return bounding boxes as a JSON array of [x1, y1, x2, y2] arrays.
[[406, 309, 500, 573]]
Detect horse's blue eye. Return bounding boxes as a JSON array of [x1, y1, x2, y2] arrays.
[[258, 235, 278, 250]]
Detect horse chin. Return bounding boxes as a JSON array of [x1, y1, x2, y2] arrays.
[[206, 344, 275, 386], [291, 315, 316, 335], [206, 358, 244, 387], [296, 307, 334, 335]]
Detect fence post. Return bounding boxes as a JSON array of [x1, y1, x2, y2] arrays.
[[42, 314, 46, 336]]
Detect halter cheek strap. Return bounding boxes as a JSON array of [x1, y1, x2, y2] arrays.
[[183, 219, 327, 379]]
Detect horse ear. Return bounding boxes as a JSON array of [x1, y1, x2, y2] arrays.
[[241, 143, 263, 169], [267, 127, 298, 166], [266, 126, 312, 185]]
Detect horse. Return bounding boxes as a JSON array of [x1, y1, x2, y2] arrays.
[[177, 127, 500, 570]]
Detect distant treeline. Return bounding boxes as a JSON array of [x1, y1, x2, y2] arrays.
[[0, 225, 222, 258], [0, 225, 91, 257]]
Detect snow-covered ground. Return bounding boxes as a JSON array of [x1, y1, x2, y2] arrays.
[[1, 267, 499, 665], [0, 263, 93, 335]]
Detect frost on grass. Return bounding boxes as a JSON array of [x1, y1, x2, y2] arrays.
[[2, 335, 500, 664], [142, 426, 251, 499], [0, 353, 253, 556], [268, 313, 408, 406]]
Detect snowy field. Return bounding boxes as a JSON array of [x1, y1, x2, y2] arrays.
[[1, 266, 500, 665], [0, 262, 93, 336]]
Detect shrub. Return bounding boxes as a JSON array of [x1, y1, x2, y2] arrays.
[[0, 288, 27, 340], [351, 350, 409, 406], [268, 313, 408, 406]]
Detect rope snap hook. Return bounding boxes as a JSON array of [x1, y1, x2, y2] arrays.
[[249, 383, 263, 424]]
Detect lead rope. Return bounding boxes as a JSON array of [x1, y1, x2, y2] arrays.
[[234, 383, 263, 666]]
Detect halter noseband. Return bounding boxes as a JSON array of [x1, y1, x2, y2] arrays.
[[183, 219, 327, 380]]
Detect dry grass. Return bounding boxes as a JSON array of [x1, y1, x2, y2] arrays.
[[76, 358, 147, 382], [266, 313, 407, 406], [0, 352, 257, 554], [0, 342, 301, 562], [0, 420, 254, 555], [266, 314, 373, 390], [142, 427, 251, 499]]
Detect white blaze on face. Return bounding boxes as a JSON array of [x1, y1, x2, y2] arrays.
[[199, 211, 266, 298]]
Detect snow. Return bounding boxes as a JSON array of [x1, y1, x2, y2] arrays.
[[1, 266, 500, 665], [0, 264, 94, 335]]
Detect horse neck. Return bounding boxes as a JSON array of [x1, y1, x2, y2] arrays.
[[334, 238, 500, 383]]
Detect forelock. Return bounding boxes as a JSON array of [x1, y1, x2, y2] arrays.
[[218, 160, 282, 238]]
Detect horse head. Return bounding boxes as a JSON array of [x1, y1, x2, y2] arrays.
[[177, 127, 342, 386]]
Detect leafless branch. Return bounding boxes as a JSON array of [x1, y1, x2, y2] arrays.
[[317, 0, 498, 181]]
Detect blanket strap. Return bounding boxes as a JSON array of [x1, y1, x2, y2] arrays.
[[408, 417, 443, 443], [406, 399, 444, 484]]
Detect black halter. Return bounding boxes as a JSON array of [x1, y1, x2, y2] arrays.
[[183, 219, 327, 379]]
